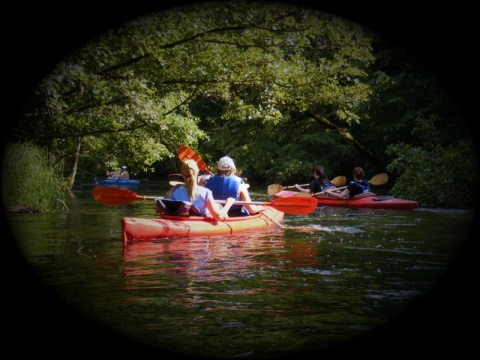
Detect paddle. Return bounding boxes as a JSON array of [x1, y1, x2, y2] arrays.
[[168, 175, 248, 188], [285, 183, 310, 189], [267, 175, 347, 196], [294, 173, 389, 197], [168, 173, 184, 182], [367, 172, 389, 186], [168, 173, 186, 187], [177, 145, 213, 175], [176, 146, 250, 187], [169, 179, 249, 188], [92, 186, 317, 215], [169, 180, 184, 186], [331, 176, 347, 186]]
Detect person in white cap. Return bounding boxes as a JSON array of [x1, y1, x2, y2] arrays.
[[120, 165, 129, 179], [205, 156, 263, 216]]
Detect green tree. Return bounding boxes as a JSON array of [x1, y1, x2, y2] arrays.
[[10, 2, 375, 185]]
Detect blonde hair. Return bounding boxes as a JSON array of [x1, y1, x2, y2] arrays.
[[181, 160, 199, 202]]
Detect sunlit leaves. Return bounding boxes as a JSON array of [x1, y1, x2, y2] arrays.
[[15, 2, 376, 182]]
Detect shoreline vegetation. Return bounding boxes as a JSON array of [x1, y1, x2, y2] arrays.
[[2, 142, 67, 213]]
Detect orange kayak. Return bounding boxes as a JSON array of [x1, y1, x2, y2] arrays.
[[122, 206, 284, 246]]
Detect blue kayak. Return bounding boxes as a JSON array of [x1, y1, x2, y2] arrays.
[[95, 178, 141, 186]]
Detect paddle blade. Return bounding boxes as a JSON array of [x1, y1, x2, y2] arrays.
[[369, 173, 388, 186], [93, 186, 143, 206], [177, 145, 211, 174], [169, 181, 184, 186], [267, 184, 284, 196], [268, 196, 317, 215], [331, 175, 346, 186], [168, 173, 184, 182]]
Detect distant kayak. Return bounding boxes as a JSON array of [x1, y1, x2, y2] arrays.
[[95, 178, 141, 186], [273, 190, 418, 210]]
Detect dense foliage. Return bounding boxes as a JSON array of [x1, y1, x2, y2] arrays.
[[1, 143, 67, 211], [4, 1, 478, 209]]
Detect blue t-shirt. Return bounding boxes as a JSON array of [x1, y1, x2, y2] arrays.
[[169, 185, 212, 216], [205, 175, 249, 216]]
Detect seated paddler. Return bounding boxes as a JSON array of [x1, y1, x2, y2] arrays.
[[205, 156, 263, 216], [156, 159, 234, 220], [326, 167, 371, 199]]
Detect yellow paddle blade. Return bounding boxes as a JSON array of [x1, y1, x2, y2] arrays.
[[369, 173, 388, 186], [330, 176, 346, 186], [267, 184, 284, 196]]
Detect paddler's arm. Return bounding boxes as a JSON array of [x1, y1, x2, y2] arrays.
[[207, 195, 235, 220], [238, 184, 264, 214], [294, 184, 310, 193], [163, 187, 175, 199], [326, 187, 349, 199]]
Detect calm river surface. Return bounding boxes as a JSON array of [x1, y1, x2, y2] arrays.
[[5, 181, 476, 359]]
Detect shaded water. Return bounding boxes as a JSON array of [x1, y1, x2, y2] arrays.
[[6, 182, 476, 358]]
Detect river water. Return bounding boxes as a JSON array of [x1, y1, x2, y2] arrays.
[[5, 181, 476, 359]]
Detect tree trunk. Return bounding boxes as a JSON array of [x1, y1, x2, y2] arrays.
[[66, 137, 82, 197]]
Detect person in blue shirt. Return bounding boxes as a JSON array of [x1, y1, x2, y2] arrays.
[[326, 167, 370, 199], [294, 165, 335, 194], [205, 156, 263, 216], [159, 159, 234, 219]]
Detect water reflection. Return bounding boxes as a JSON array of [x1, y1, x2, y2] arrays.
[[5, 185, 477, 358], [123, 233, 287, 282]]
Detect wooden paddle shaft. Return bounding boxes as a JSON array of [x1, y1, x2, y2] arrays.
[[284, 183, 309, 189]]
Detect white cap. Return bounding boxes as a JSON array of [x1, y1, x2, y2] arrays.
[[122, 165, 127, 169], [217, 156, 235, 171]]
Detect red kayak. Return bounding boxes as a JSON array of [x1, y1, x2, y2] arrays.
[[273, 190, 418, 210], [92, 186, 317, 246], [122, 206, 284, 246]]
